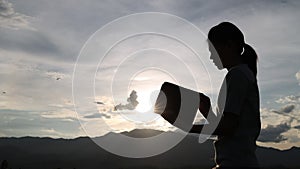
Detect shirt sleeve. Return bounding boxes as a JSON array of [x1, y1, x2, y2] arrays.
[[223, 70, 249, 115]]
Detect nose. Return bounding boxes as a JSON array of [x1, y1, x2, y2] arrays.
[[210, 53, 216, 61], [210, 53, 213, 60]]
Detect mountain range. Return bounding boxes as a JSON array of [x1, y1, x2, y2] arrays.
[[0, 129, 299, 169]]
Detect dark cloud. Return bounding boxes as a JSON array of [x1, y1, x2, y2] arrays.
[[263, 102, 299, 143], [94, 101, 104, 105], [272, 104, 296, 117], [294, 125, 300, 129], [280, 104, 295, 113], [0, 0, 12, 15], [270, 101, 299, 124], [84, 113, 110, 119], [114, 90, 139, 111], [258, 123, 290, 143], [0, 29, 63, 57], [0, 0, 32, 29]]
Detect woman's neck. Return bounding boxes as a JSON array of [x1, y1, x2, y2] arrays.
[[226, 54, 242, 70]]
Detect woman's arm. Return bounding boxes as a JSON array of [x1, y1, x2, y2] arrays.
[[188, 111, 239, 136], [185, 91, 239, 136], [186, 93, 211, 134], [189, 124, 204, 134], [187, 93, 213, 134]]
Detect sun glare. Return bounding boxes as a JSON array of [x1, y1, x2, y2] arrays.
[[135, 92, 154, 113]]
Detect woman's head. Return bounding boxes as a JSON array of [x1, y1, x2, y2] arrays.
[[208, 22, 258, 76]]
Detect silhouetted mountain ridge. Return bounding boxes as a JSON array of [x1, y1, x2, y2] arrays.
[[121, 128, 164, 138], [0, 129, 299, 169]]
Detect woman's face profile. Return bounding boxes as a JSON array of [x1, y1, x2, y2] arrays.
[[208, 41, 225, 69]]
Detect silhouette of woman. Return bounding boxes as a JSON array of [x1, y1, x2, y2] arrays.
[[189, 22, 261, 169]]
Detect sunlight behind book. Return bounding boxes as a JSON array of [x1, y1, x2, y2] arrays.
[[154, 82, 202, 132]]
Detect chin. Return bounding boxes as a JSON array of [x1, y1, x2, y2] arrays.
[[214, 63, 224, 70]]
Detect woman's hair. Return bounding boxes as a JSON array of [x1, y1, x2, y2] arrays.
[[208, 22, 258, 76]]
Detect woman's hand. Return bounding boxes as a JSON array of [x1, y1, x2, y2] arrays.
[[199, 93, 211, 118]]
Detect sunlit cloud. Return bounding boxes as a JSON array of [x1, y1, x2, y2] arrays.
[[84, 113, 111, 119], [296, 70, 300, 85], [276, 95, 300, 104], [40, 108, 77, 120], [0, 108, 84, 138], [45, 71, 70, 81], [259, 93, 300, 148]]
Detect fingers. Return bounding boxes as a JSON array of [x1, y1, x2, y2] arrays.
[[200, 93, 210, 102], [199, 93, 211, 118]]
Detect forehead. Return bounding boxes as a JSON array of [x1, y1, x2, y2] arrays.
[[207, 39, 223, 51], [207, 40, 216, 51]]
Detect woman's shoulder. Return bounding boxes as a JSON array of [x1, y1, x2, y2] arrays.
[[226, 64, 256, 83]]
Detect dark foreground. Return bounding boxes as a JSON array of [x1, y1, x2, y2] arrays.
[[0, 129, 299, 169]]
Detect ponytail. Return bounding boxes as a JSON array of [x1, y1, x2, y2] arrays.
[[241, 43, 258, 77]]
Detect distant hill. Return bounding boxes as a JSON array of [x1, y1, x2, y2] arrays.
[[0, 129, 299, 169]]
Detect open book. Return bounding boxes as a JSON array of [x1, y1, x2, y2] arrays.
[[154, 82, 203, 132]]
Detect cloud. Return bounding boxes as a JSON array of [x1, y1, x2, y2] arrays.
[[114, 90, 139, 111], [0, 108, 83, 138], [296, 71, 300, 85], [0, 29, 64, 57], [94, 101, 104, 105], [0, 0, 34, 30], [0, 54, 75, 111], [40, 108, 77, 120], [280, 104, 295, 113], [39, 128, 69, 138], [276, 95, 300, 104], [258, 123, 290, 143], [270, 104, 299, 125], [273, 104, 295, 114], [45, 71, 69, 80], [259, 102, 300, 144], [84, 113, 111, 119], [273, 95, 300, 124], [260, 108, 291, 124]]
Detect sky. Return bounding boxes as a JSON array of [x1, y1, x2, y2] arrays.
[[0, 0, 300, 150]]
